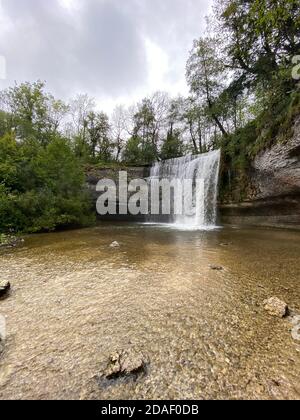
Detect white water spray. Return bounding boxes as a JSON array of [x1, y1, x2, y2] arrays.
[[149, 150, 221, 228]]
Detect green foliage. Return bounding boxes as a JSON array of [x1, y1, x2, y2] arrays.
[[1, 0, 299, 219], [86, 111, 112, 160], [0, 81, 68, 146], [0, 133, 95, 233], [160, 130, 184, 160], [122, 136, 157, 165]]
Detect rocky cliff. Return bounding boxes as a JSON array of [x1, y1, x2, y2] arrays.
[[220, 117, 300, 228], [86, 165, 150, 221]]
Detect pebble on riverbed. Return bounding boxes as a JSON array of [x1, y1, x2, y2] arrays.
[[110, 241, 120, 248], [0, 280, 10, 299], [263, 297, 289, 318], [209, 265, 224, 271]]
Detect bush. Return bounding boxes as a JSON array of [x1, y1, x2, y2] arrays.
[[0, 136, 95, 233]]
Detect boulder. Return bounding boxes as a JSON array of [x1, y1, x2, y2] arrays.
[[263, 297, 289, 318], [0, 281, 10, 298]]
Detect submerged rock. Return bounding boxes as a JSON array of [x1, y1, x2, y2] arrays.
[[209, 265, 224, 271], [110, 241, 120, 248], [263, 297, 289, 318], [0, 338, 3, 355], [98, 348, 149, 387], [0, 281, 10, 299], [291, 316, 300, 342]]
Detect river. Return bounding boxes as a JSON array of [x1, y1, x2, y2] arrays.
[[0, 223, 299, 400]]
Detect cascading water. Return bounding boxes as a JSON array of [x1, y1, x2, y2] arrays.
[[148, 149, 221, 228]]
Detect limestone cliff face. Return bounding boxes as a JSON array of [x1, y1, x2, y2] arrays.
[[220, 117, 300, 228], [251, 117, 300, 200], [86, 166, 150, 221]]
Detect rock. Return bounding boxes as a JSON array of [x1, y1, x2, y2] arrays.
[[100, 348, 149, 384], [252, 117, 300, 201], [291, 316, 300, 341], [0, 234, 23, 248], [263, 297, 289, 318], [110, 241, 120, 248], [0, 316, 5, 354], [0, 281, 10, 298], [209, 265, 224, 271]]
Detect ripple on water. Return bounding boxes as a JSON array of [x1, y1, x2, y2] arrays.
[[0, 224, 299, 400]]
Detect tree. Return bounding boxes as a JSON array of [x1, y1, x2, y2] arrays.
[[133, 99, 157, 146], [0, 133, 20, 190], [69, 94, 95, 156], [186, 37, 229, 137], [111, 105, 127, 161], [86, 111, 112, 161], [0, 81, 68, 145], [160, 129, 184, 160], [0, 134, 94, 233], [215, 0, 300, 90], [122, 136, 142, 165]]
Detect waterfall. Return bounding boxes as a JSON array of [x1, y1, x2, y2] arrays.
[[149, 149, 221, 228]]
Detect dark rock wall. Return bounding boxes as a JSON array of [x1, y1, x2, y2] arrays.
[[220, 117, 300, 228], [86, 166, 150, 222]]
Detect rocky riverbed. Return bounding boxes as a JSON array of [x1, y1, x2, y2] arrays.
[[0, 224, 299, 400]]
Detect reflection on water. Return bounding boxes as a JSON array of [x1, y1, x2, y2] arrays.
[[0, 223, 299, 400]]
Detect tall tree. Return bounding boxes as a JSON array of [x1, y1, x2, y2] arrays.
[[86, 111, 112, 161], [186, 38, 229, 137], [0, 81, 67, 145], [215, 0, 300, 89], [111, 105, 127, 161]]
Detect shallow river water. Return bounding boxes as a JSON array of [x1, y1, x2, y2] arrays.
[[0, 223, 299, 400]]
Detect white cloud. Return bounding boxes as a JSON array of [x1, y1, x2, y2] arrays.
[[0, 0, 213, 111]]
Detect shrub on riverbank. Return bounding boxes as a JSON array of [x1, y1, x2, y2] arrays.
[[0, 135, 95, 233]]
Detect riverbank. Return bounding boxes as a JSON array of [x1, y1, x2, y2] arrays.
[[0, 234, 24, 248]]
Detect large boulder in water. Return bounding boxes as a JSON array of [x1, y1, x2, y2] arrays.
[[263, 297, 289, 318], [0, 281, 10, 299]]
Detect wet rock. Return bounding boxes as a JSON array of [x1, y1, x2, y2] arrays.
[[110, 241, 120, 248], [209, 265, 224, 271], [263, 297, 289, 318], [0, 281, 10, 299], [291, 316, 300, 341], [98, 348, 149, 386], [220, 242, 231, 247]]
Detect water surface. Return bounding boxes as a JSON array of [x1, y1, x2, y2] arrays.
[[0, 224, 299, 400]]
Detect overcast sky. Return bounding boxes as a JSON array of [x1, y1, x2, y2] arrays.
[[0, 0, 212, 113]]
